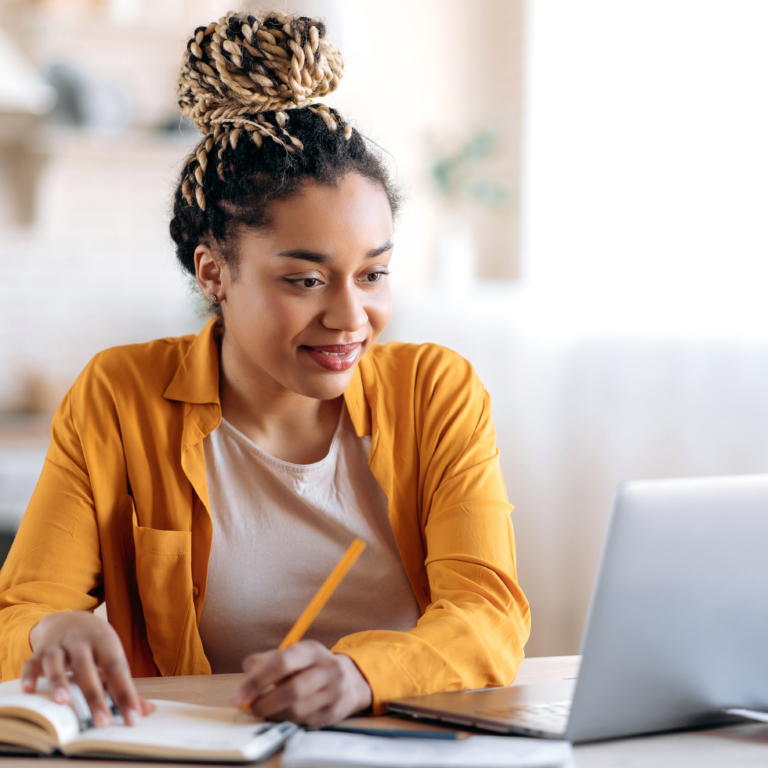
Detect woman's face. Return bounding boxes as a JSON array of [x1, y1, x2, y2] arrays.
[[197, 173, 394, 401]]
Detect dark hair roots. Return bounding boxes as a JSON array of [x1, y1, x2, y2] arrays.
[[169, 107, 400, 310]]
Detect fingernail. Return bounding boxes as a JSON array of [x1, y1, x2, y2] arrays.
[[21, 679, 34, 692], [231, 690, 246, 706], [53, 687, 69, 704], [94, 710, 112, 728], [124, 709, 141, 727]]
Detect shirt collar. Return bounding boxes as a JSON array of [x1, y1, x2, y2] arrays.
[[343, 363, 372, 438], [163, 317, 221, 405], [162, 315, 373, 438]]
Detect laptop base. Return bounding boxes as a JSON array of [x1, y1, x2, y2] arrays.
[[388, 680, 574, 739]]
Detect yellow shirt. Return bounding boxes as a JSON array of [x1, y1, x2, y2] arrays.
[[0, 319, 530, 713]]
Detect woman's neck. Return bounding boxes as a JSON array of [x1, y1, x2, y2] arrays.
[[218, 329, 343, 465]]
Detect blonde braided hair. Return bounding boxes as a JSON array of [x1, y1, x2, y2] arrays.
[[169, 10, 400, 314], [178, 10, 352, 211]]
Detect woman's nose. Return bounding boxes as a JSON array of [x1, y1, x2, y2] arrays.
[[321, 283, 368, 332]]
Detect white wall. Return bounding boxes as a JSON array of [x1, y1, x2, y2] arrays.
[[388, 0, 768, 655], [521, 0, 768, 337]]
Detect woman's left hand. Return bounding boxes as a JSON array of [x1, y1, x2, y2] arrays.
[[232, 640, 372, 725]]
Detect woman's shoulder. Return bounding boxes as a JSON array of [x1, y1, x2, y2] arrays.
[[361, 342, 484, 404], [364, 341, 475, 380], [87, 331, 198, 374], [355, 342, 492, 448], [71, 329, 205, 403]]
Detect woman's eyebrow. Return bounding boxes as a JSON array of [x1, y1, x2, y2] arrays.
[[275, 241, 394, 264], [367, 241, 394, 258]]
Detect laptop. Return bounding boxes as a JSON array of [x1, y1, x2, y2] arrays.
[[388, 474, 768, 742]]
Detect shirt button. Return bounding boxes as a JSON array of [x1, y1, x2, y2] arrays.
[[192, 585, 200, 597]]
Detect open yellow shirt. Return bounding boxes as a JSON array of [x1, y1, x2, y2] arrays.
[[0, 319, 530, 713]]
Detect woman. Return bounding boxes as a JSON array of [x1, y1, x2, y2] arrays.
[[0, 11, 529, 728]]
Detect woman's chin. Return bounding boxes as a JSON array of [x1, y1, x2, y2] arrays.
[[284, 367, 357, 402]]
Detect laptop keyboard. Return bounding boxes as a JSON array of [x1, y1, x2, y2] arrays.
[[474, 700, 571, 733]]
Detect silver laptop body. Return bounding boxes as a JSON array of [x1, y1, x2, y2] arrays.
[[388, 474, 768, 742]]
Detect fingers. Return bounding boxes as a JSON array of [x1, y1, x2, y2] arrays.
[[23, 612, 146, 729], [304, 703, 340, 728], [98, 647, 144, 726], [21, 654, 43, 694], [233, 643, 369, 725], [233, 641, 327, 708], [69, 643, 112, 727], [269, 686, 339, 726], [251, 664, 331, 721], [41, 647, 72, 706]]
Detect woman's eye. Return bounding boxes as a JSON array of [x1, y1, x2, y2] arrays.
[[364, 270, 389, 284], [285, 277, 322, 289]]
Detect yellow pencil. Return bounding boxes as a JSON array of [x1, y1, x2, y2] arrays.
[[240, 538, 366, 711]]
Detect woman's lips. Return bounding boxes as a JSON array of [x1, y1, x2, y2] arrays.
[[303, 343, 362, 372]]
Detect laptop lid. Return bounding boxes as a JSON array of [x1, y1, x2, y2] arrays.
[[566, 474, 768, 742]]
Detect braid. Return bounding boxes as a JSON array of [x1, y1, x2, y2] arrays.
[[177, 10, 347, 211], [169, 10, 400, 314]]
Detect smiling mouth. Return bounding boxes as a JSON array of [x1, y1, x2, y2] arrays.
[[302, 343, 362, 371], [314, 345, 358, 354]]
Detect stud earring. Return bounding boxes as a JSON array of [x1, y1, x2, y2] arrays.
[[208, 293, 218, 304]]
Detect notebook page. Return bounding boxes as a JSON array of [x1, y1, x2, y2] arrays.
[[0, 678, 81, 747], [64, 699, 296, 761], [282, 731, 574, 768]]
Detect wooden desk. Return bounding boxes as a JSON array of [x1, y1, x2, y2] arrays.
[[3, 656, 768, 767]]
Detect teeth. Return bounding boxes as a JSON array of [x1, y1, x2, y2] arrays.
[[321, 350, 355, 357]]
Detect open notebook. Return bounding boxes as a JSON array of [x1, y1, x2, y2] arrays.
[[0, 678, 296, 762]]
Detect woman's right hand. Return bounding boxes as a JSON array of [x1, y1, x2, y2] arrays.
[[22, 611, 154, 727]]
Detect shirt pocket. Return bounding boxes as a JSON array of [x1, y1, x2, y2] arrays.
[[131, 512, 196, 676]]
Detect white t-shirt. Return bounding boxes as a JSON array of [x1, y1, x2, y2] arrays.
[[198, 403, 422, 673]]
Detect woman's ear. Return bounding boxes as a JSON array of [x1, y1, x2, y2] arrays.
[[194, 243, 225, 303]]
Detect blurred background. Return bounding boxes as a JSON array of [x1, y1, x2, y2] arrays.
[[1, 0, 767, 657]]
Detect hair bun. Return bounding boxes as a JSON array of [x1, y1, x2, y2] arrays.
[[178, 10, 344, 135]]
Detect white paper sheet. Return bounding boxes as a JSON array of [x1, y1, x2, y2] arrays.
[[725, 708, 768, 724], [281, 730, 573, 768]]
